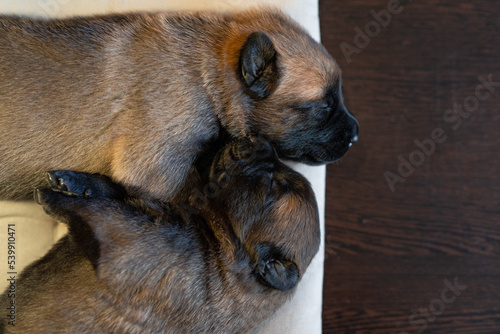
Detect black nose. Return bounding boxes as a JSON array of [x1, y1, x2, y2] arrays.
[[348, 118, 359, 147], [341, 104, 359, 145]]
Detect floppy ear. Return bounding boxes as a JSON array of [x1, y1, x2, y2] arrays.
[[253, 243, 299, 291], [238, 32, 279, 99]]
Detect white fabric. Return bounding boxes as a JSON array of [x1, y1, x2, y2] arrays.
[[0, 1, 324, 333]]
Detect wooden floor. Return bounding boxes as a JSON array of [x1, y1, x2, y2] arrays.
[[319, 0, 500, 333]]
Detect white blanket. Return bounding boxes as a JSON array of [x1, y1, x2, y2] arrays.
[[0, 1, 325, 333]]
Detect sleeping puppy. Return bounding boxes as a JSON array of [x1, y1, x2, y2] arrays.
[[0, 137, 320, 333], [0, 8, 358, 201]]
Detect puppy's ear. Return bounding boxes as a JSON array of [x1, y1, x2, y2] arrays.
[[254, 243, 299, 291], [239, 32, 279, 99]]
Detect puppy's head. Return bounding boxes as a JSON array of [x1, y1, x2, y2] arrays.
[[208, 137, 320, 291], [221, 10, 358, 164]]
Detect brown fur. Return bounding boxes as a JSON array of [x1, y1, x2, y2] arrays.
[[0, 138, 320, 333], [0, 8, 358, 201]]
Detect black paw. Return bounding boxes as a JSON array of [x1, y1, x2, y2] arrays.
[[254, 244, 299, 291], [226, 136, 277, 178], [45, 170, 124, 199], [33, 187, 72, 220], [230, 136, 274, 162], [33, 187, 56, 207]]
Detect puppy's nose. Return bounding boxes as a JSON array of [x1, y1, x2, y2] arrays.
[[348, 120, 359, 147]]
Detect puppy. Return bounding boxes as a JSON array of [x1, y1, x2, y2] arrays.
[[0, 8, 358, 201], [0, 137, 320, 333]]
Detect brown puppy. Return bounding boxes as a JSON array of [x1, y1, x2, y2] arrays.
[[0, 137, 320, 333], [0, 8, 358, 201]]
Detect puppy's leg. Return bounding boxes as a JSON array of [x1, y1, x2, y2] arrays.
[[34, 183, 103, 268], [33, 170, 145, 238], [34, 170, 135, 269], [254, 243, 299, 291], [44, 170, 126, 199]]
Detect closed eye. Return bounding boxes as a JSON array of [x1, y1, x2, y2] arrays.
[[295, 100, 321, 111], [295, 99, 336, 121]]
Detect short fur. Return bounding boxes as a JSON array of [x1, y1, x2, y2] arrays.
[[0, 137, 320, 333], [0, 8, 358, 200]]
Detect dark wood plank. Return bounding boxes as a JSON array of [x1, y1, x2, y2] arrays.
[[319, 0, 500, 332]]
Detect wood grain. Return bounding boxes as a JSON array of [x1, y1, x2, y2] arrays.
[[319, 0, 500, 332]]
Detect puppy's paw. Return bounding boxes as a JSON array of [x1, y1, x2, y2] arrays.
[[46, 170, 124, 199], [210, 137, 278, 189], [253, 243, 299, 291], [223, 136, 277, 179], [230, 136, 274, 163], [33, 187, 75, 222], [33, 187, 55, 209], [256, 258, 299, 291]]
